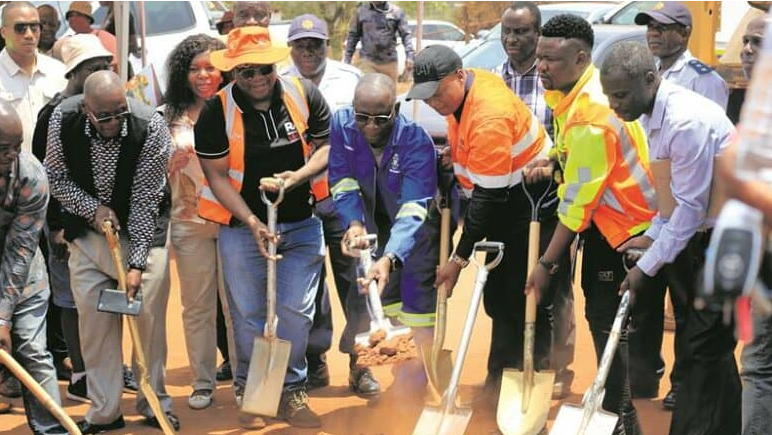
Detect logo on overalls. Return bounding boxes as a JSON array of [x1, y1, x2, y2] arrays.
[[598, 270, 614, 282], [285, 121, 300, 142], [389, 153, 400, 173]]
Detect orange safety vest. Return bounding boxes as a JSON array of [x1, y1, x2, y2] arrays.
[[446, 68, 549, 197], [546, 66, 656, 247], [198, 77, 329, 225]]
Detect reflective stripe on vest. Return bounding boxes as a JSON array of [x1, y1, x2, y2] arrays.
[[198, 78, 328, 225], [453, 110, 549, 198]]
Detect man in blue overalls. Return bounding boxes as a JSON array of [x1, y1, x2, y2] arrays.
[[329, 73, 442, 388]]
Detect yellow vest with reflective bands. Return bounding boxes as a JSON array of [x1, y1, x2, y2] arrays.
[[198, 77, 329, 225]]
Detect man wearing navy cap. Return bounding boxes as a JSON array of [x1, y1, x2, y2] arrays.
[[632, 0, 729, 409], [279, 14, 381, 397], [635, 2, 728, 109]]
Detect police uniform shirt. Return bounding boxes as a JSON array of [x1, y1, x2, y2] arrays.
[[281, 59, 362, 113], [636, 80, 735, 276], [661, 49, 729, 110], [194, 79, 331, 225]]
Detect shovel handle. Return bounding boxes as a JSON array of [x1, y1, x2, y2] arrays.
[[102, 221, 129, 299], [433, 208, 452, 356], [471, 241, 504, 270], [590, 291, 631, 398], [0, 349, 82, 435], [264, 196, 280, 339], [260, 177, 285, 207]]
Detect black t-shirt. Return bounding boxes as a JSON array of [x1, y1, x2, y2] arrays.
[[195, 78, 331, 225]]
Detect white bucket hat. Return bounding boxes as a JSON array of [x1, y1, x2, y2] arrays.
[[61, 34, 114, 76]]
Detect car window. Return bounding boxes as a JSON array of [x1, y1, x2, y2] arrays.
[[91, 2, 196, 36], [609, 1, 659, 25], [462, 39, 505, 71]]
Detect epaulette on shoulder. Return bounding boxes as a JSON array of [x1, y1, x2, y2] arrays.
[[687, 59, 714, 75]]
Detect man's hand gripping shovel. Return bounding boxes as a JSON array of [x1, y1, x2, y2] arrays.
[[101, 221, 175, 434], [242, 178, 291, 417]]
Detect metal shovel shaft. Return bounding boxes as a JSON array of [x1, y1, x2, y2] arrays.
[[265, 201, 278, 338]]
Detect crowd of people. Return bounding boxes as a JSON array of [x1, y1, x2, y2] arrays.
[[0, 1, 769, 435]]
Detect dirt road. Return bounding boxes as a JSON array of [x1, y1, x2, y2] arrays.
[[3, 250, 675, 435]]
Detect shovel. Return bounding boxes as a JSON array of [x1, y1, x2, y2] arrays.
[[0, 348, 82, 435], [550, 291, 632, 435], [413, 241, 504, 435], [102, 221, 175, 435], [498, 181, 556, 435], [423, 169, 454, 402], [242, 178, 292, 417], [354, 234, 412, 348], [98, 222, 142, 316]]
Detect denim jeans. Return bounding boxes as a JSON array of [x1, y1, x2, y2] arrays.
[[11, 284, 63, 435], [741, 308, 772, 435], [219, 216, 324, 389]]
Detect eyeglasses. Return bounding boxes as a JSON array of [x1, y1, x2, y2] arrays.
[[235, 64, 274, 79], [354, 107, 395, 127], [12, 22, 42, 34], [90, 109, 131, 124], [646, 22, 683, 33]]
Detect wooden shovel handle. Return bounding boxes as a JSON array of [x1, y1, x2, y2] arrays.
[[0, 349, 82, 435], [102, 221, 128, 293]]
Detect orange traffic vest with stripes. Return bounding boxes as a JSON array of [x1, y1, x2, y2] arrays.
[[446, 68, 549, 198], [545, 65, 656, 247], [198, 77, 329, 225]]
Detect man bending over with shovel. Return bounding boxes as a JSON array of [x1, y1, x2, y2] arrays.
[[195, 26, 331, 430], [0, 101, 67, 434], [525, 15, 657, 435], [329, 72, 441, 384], [45, 71, 176, 434]]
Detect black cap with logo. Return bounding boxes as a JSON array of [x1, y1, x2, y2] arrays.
[[406, 45, 462, 101]]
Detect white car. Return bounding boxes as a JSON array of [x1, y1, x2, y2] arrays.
[[397, 19, 471, 76]]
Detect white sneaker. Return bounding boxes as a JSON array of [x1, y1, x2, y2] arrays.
[[188, 389, 213, 410], [234, 385, 244, 407]]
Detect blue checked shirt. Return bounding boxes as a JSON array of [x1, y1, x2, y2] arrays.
[[497, 60, 554, 141]]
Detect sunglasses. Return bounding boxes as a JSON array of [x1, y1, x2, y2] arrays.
[[90, 109, 131, 124], [235, 64, 274, 79], [12, 22, 42, 34], [354, 107, 395, 127]]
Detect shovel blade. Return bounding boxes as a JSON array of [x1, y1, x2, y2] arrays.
[[97, 289, 142, 316], [497, 368, 555, 435], [421, 344, 453, 402], [412, 404, 472, 435], [549, 403, 618, 435], [242, 336, 291, 417]]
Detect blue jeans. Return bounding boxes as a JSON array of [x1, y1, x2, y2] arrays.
[[741, 308, 772, 435], [220, 216, 324, 389], [11, 284, 63, 434]]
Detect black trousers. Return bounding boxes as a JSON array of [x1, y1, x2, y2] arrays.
[[667, 232, 741, 435], [580, 225, 640, 435], [483, 185, 569, 378]]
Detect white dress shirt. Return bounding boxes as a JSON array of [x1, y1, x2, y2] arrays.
[[637, 80, 735, 276], [281, 59, 362, 113], [0, 48, 66, 153]]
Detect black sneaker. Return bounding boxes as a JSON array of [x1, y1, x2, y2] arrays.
[[77, 416, 125, 434], [123, 365, 138, 394], [144, 411, 180, 431], [278, 389, 321, 428], [216, 361, 232, 382], [66, 376, 90, 403]]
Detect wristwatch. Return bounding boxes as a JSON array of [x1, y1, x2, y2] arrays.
[[0, 318, 11, 329], [450, 253, 470, 268], [384, 252, 400, 272], [538, 256, 559, 275]]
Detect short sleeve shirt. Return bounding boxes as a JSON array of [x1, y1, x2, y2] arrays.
[[195, 78, 331, 224]]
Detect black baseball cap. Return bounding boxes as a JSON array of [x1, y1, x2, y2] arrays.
[[635, 2, 692, 27], [406, 45, 462, 101]]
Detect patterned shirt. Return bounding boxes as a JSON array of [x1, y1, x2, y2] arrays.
[[497, 59, 554, 140], [344, 1, 414, 64], [45, 106, 172, 269], [0, 152, 49, 322]]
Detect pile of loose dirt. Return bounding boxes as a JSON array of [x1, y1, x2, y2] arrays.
[[354, 329, 418, 367]]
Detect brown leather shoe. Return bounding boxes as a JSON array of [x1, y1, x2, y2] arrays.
[[238, 411, 266, 429], [278, 389, 321, 428]]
